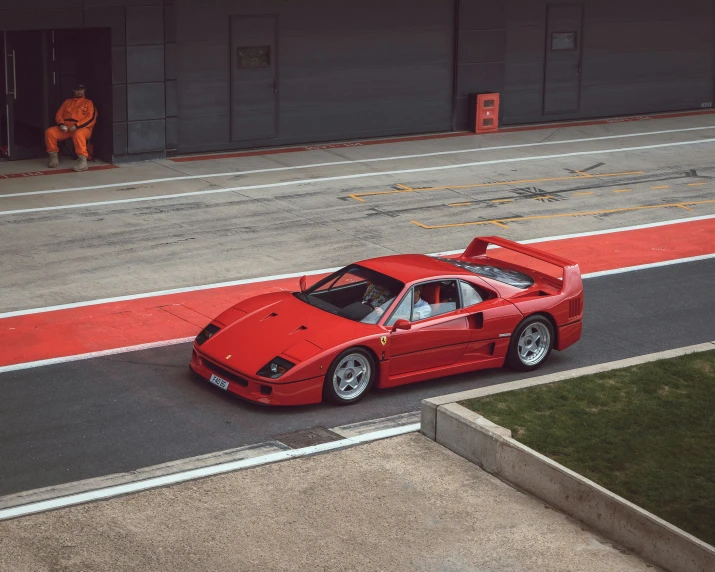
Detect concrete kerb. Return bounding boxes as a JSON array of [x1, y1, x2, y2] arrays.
[[420, 341, 715, 572]]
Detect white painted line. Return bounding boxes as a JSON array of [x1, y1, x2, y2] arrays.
[[3, 214, 714, 320], [0, 422, 421, 521], [2, 137, 715, 217], [3, 125, 715, 200], [433, 213, 715, 255], [0, 337, 195, 375], [3, 250, 714, 375], [580, 253, 715, 278], [0, 268, 342, 319]]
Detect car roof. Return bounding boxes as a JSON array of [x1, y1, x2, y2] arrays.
[[357, 254, 471, 283]]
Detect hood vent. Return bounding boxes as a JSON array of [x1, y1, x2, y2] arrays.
[[261, 312, 279, 321], [289, 325, 308, 335]]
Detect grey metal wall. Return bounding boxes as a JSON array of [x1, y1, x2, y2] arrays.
[[176, 0, 456, 154], [502, 0, 715, 125], [2, 0, 714, 159], [453, 0, 506, 130]]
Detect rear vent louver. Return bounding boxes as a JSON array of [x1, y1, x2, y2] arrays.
[[568, 296, 583, 319]]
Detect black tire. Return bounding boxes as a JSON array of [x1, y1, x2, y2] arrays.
[[323, 347, 376, 405], [506, 315, 555, 372]]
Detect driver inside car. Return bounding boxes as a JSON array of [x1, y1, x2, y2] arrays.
[[412, 285, 431, 320], [362, 283, 391, 312], [359, 283, 395, 324]]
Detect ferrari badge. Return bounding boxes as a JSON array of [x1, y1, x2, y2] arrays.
[[226, 354, 232, 360], [380, 336, 387, 346]]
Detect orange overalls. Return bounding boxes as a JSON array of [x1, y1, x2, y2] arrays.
[[45, 97, 97, 157]]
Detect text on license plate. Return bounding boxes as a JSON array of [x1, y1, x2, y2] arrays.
[[209, 374, 229, 390]]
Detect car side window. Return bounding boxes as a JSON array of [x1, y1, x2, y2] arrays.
[[415, 280, 460, 321], [459, 280, 484, 308], [385, 289, 413, 326]]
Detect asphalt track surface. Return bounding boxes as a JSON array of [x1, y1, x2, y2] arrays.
[[1, 258, 714, 497]]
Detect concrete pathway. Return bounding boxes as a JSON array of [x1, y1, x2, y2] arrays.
[[0, 433, 659, 572]]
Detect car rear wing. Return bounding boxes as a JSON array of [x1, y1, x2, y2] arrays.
[[460, 236, 582, 295]]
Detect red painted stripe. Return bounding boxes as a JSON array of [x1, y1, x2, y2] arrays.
[[0, 164, 118, 180], [1, 219, 714, 368], [168, 109, 715, 164]]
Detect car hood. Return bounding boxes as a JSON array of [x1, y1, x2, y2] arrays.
[[199, 292, 377, 375]]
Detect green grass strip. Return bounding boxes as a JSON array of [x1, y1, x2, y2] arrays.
[[461, 350, 715, 546]]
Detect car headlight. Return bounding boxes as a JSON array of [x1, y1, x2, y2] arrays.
[[257, 357, 295, 379], [196, 323, 220, 346]]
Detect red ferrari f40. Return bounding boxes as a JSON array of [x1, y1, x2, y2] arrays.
[[190, 236, 583, 406]]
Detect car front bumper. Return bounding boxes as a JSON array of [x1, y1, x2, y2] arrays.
[[190, 347, 324, 406]]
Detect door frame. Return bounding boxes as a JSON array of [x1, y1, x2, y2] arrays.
[[3, 31, 17, 158], [229, 13, 280, 142], [2, 30, 53, 160], [541, 2, 585, 116]]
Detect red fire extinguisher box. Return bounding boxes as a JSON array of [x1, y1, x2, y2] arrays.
[[468, 93, 500, 133]]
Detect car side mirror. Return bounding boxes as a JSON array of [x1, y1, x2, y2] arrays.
[[391, 319, 411, 333], [299, 275, 307, 293]]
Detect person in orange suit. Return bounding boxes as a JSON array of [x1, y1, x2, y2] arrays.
[[45, 84, 97, 172]]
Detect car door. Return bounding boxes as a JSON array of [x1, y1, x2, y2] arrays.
[[386, 280, 471, 378], [458, 279, 524, 362]]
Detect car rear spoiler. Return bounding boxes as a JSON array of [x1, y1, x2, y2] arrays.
[[460, 236, 582, 295]]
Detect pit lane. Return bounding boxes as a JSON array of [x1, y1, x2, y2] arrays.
[[1, 258, 713, 497]]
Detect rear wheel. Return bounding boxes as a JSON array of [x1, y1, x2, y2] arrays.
[[506, 315, 554, 372], [323, 348, 376, 405]]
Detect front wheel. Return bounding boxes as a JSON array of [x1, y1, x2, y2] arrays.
[[323, 348, 376, 405], [506, 315, 554, 372]]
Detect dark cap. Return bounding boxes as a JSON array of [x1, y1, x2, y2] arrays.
[[74, 83, 86, 90]]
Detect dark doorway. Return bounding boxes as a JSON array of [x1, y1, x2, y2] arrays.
[[543, 3, 583, 115], [2, 31, 51, 159], [230, 15, 278, 141], [1, 28, 111, 161]]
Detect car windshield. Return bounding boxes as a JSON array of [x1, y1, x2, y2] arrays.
[[295, 265, 404, 324], [436, 257, 534, 289]]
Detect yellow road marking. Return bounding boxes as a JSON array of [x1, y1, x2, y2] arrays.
[[532, 195, 556, 200], [349, 170, 645, 201], [688, 182, 708, 187], [450, 198, 514, 207], [612, 189, 632, 193], [492, 221, 510, 228], [409, 199, 715, 229], [651, 185, 669, 189], [572, 192, 593, 196]]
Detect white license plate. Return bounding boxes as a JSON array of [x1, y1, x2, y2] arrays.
[[208, 374, 229, 390]]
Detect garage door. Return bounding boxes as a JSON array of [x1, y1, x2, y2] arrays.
[[229, 0, 455, 146]]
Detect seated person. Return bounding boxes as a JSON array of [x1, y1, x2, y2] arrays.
[[45, 83, 97, 172], [341, 281, 393, 322], [357, 283, 394, 324], [412, 285, 431, 320], [362, 283, 391, 312]]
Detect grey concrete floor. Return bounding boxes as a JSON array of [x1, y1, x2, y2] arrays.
[[0, 433, 660, 572], [1, 114, 715, 312]]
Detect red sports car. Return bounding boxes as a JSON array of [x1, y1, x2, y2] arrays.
[[190, 236, 583, 406]]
